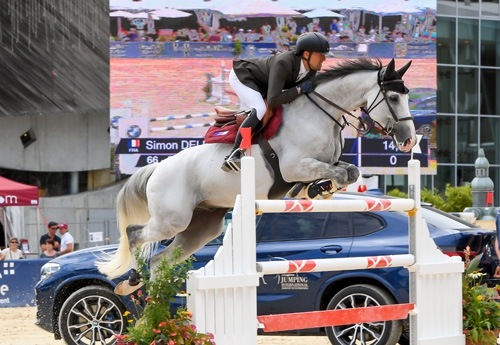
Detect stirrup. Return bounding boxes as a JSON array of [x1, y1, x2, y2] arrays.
[[286, 182, 306, 198], [305, 179, 342, 200], [221, 149, 244, 172]]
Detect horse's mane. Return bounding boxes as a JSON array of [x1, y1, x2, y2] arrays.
[[312, 58, 383, 85]]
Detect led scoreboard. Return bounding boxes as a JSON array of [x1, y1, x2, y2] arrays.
[[341, 137, 429, 168]]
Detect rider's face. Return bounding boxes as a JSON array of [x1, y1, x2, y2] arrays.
[[304, 51, 326, 71]]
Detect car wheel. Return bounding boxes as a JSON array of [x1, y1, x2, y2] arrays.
[[325, 284, 402, 345], [58, 285, 127, 345]]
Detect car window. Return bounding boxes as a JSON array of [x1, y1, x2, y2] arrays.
[[258, 213, 327, 241], [421, 206, 477, 229], [323, 213, 352, 238], [351, 212, 386, 236]]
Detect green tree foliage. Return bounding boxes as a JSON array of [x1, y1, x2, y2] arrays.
[[387, 184, 472, 212]]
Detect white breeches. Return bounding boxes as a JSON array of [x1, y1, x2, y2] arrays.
[[229, 69, 267, 120]]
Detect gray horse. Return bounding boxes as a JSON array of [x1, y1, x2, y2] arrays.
[[97, 58, 416, 290]]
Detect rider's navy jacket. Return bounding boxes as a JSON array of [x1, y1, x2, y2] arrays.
[[232, 50, 317, 107]]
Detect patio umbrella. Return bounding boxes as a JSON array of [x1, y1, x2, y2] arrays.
[[110, 10, 134, 18], [362, 1, 424, 40], [150, 8, 192, 18], [127, 12, 160, 20], [110, 0, 168, 10], [215, 0, 301, 18], [302, 8, 345, 18]]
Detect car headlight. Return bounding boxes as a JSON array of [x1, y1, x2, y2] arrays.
[[40, 262, 61, 281]]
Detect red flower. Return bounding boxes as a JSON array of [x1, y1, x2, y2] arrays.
[[158, 321, 167, 327], [153, 329, 161, 334]]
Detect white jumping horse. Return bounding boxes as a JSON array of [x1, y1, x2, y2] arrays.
[[97, 58, 416, 287]]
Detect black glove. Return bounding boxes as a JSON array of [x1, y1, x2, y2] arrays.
[[297, 80, 314, 94]]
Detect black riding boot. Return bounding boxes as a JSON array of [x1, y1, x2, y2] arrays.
[[221, 109, 260, 172]]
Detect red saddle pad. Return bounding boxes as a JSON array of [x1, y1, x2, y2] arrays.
[[204, 106, 282, 144]]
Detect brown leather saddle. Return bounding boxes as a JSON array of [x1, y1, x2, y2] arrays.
[[213, 103, 276, 134]]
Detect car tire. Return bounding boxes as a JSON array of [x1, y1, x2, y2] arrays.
[[325, 284, 402, 345], [58, 285, 127, 345]]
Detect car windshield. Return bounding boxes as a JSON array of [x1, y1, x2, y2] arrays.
[[421, 206, 478, 230]]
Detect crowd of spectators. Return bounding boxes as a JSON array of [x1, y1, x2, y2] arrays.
[[112, 15, 436, 46]]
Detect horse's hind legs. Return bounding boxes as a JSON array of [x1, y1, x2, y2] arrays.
[[126, 223, 146, 249]]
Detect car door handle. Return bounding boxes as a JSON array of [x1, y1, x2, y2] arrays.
[[320, 245, 343, 254]]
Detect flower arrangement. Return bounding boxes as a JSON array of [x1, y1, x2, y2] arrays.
[[115, 247, 215, 345], [462, 247, 500, 344]]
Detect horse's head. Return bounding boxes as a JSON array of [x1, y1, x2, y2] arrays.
[[364, 59, 416, 153]]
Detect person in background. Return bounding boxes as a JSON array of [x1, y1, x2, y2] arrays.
[[59, 222, 74, 255], [40, 221, 61, 252], [0, 237, 23, 260], [40, 239, 59, 259], [494, 210, 500, 278]]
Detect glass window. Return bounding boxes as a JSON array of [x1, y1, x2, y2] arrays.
[[480, 117, 500, 164], [457, 165, 475, 186], [437, 66, 456, 113], [480, 69, 500, 115], [259, 213, 327, 242], [437, 0, 457, 15], [457, 116, 478, 164], [435, 165, 455, 192], [323, 213, 351, 238], [482, 0, 500, 17], [457, 18, 478, 66], [457, 67, 478, 114], [437, 17, 456, 64], [351, 213, 386, 236], [481, 20, 500, 67], [436, 115, 456, 163], [458, 0, 479, 16]]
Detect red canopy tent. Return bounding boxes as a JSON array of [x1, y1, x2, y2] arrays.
[[0, 177, 39, 206], [0, 177, 39, 250]]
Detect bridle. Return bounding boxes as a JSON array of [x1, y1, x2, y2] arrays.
[[304, 67, 413, 137]]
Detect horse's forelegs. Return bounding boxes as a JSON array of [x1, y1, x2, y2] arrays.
[[283, 159, 360, 199], [284, 158, 360, 187]]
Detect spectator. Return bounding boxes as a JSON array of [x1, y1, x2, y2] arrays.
[[40, 221, 61, 252], [59, 222, 75, 255], [330, 18, 339, 33], [0, 237, 23, 260], [40, 239, 60, 259]]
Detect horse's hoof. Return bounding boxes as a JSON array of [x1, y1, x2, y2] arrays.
[[128, 269, 140, 286], [114, 280, 144, 296], [306, 179, 341, 200]]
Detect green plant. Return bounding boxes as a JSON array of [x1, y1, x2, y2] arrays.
[[115, 247, 215, 345], [462, 248, 500, 344], [386, 184, 472, 213], [233, 39, 242, 55]]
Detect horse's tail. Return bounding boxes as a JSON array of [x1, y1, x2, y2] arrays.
[[96, 163, 159, 279]]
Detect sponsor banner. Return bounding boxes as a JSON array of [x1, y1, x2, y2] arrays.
[[110, 42, 436, 60], [0, 259, 50, 307]]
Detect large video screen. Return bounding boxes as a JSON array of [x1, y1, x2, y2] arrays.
[[0, 0, 108, 118], [110, 1, 437, 176]]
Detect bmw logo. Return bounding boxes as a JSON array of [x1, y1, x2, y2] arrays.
[[127, 125, 142, 138], [110, 116, 121, 129]]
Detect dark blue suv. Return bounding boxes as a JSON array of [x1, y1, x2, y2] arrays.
[[35, 192, 494, 345]]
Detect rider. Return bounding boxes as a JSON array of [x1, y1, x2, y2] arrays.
[[221, 32, 330, 172]]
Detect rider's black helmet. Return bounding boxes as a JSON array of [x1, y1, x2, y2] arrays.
[[295, 32, 330, 56]]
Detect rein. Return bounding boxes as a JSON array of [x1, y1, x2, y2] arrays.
[[305, 68, 412, 137]]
